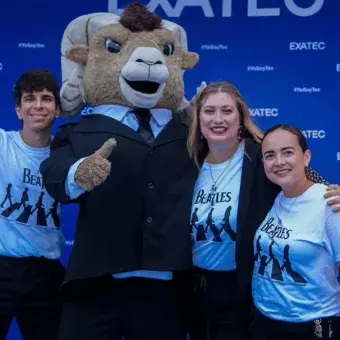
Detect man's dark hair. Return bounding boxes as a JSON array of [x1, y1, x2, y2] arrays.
[[14, 69, 60, 108]]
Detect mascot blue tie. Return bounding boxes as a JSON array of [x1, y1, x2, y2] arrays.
[[132, 108, 155, 145]]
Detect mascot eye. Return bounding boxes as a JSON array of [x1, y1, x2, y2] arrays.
[[105, 39, 122, 53], [163, 43, 174, 56]]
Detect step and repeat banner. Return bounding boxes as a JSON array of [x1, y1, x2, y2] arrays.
[[0, 0, 339, 338]]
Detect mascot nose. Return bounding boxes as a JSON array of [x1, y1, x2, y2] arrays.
[[136, 59, 163, 66]]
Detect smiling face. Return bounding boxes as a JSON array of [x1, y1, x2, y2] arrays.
[[16, 89, 60, 134], [261, 129, 311, 191], [199, 92, 240, 150]]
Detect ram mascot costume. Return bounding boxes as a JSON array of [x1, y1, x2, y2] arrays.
[[41, 3, 198, 340]]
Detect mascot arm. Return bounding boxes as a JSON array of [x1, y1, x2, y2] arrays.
[[40, 126, 83, 204], [41, 125, 117, 202]]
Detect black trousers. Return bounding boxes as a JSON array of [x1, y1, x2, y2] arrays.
[[0, 255, 65, 340], [57, 275, 186, 340], [254, 309, 340, 340], [188, 268, 252, 340]]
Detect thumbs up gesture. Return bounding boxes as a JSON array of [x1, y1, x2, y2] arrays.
[[75, 138, 117, 192]]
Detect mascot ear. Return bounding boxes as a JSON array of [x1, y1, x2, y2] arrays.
[[182, 52, 199, 70], [65, 44, 89, 66]]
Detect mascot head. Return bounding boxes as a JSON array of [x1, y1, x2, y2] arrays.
[[60, 2, 199, 119]]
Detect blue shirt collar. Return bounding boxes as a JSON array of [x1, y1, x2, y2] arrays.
[[85, 104, 172, 126]]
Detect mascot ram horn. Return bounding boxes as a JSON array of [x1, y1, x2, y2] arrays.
[[59, 3, 199, 120]]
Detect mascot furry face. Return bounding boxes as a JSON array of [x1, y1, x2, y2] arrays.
[[60, 3, 199, 118]]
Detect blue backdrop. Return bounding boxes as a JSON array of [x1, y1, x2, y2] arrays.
[[0, 0, 339, 338]]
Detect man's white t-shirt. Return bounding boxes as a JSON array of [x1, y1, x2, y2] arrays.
[[252, 183, 340, 322], [0, 129, 64, 259], [191, 142, 245, 271]]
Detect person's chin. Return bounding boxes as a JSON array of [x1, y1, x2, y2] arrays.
[[207, 134, 229, 144], [31, 123, 52, 132], [271, 172, 293, 187]]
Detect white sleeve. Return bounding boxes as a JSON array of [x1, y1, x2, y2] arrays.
[[65, 158, 86, 199], [325, 211, 340, 263], [0, 129, 7, 149]]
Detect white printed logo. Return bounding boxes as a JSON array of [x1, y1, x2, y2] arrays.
[[250, 108, 278, 117], [247, 65, 275, 72], [293, 87, 321, 93], [337, 153, 340, 161], [302, 130, 326, 139], [81, 106, 94, 116], [0, 63, 3, 71], [18, 43, 45, 49], [337, 64, 340, 72], [201, 44, 228, 51], [108, 0, 324, 18], [289, 42, 325, 51]]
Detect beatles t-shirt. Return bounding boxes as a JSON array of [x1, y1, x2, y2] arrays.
[[252, 183, 340, 322], [0, 130, 64, 259], [191, 142, 244, 271]]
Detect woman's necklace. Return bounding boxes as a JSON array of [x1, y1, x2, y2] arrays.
[[208, 148, 237, 193]]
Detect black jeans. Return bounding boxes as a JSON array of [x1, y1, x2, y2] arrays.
[[0, 255, 65, 340], [188, 267, 252, 340], [254, 309, 340, 340], [57, 275, 186, 340]]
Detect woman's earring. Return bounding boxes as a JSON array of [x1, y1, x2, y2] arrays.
[[238, 125, 244, 141], [200, 132, 204, 140]]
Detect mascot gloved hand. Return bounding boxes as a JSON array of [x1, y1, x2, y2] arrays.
[[74, 138, 116, 191]]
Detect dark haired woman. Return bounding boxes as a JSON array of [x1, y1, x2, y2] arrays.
[[253, 125, 340, 339]]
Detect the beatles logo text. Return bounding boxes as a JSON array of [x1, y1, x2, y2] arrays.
[[195, 189, 231, 206], [23, 168, 45, 189], [260, 217, 291, 240]]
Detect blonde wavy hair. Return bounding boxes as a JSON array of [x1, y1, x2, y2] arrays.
[[187, 81, 264, 167]]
